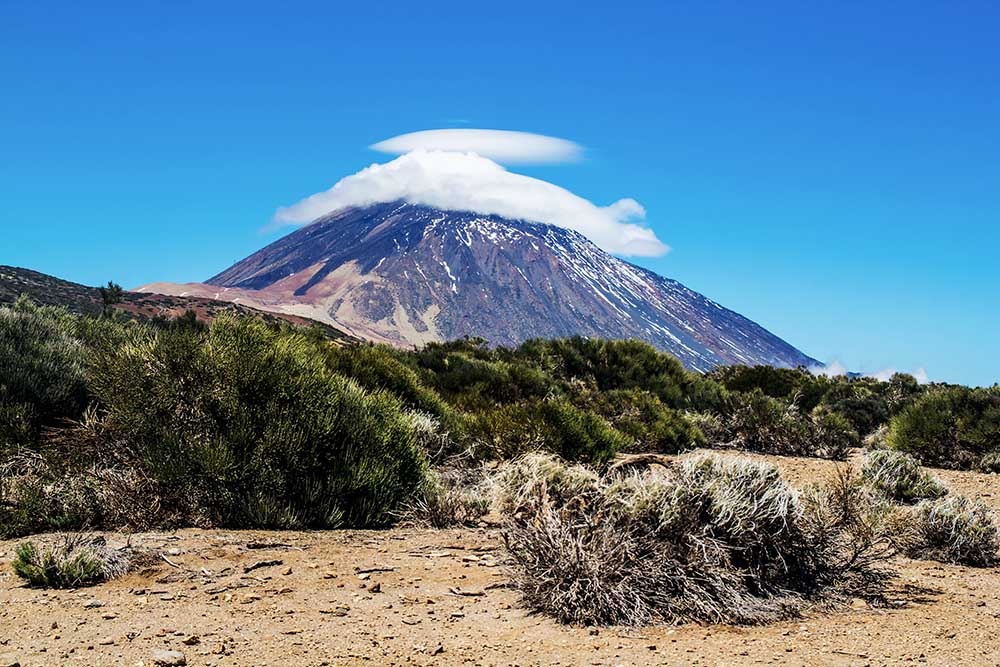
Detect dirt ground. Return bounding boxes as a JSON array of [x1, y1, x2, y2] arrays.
[[2, 450, 1000, 667]]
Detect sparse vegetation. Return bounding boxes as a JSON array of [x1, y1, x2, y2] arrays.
[[12, 534, 136, 588], [501, 453, 896, 626], [904, 495, 1000, 567], [861, 449, 949, 503], [2, 293, 999, 612]]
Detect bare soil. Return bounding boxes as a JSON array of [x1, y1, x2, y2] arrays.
[[2, 450, 1000, 667]]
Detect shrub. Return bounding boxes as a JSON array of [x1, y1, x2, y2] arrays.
[[579, 389, 705, 454], [905, 495, 1000, 567], [466, 399, 629, 464], [0, 302, 88, 433], [887, 387, 1000, 469], [977, 452, 1000, 474], [502, 453, 895, 626], [12, 534, 134, 588], [401, 467, 490, 527], [83, 316, 426, 529], [719, 393, 856, 460], [325, 344, 464, 440], [511, 337, 727, 412], [810, 408, 861, 460], [861, 449, 948, 503], [409, 344, 555, 409]]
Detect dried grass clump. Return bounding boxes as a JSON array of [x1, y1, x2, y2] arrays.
[[401, 466, 490, 528], [904, 495, 1000, 567], [501, 453, 896, 626], [11, 534, 145, 588], [861, 449, 948, 504], [493, 452, 601, 516], [0, 443, 191, 538]]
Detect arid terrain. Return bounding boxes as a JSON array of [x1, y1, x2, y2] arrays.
[[3, 451, 1000, 667]]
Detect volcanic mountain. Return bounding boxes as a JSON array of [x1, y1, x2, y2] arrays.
[[139, 202, 818, 371]]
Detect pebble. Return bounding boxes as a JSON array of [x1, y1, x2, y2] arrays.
[[0, 655, 20, 667], [151, 649, 186, 666]]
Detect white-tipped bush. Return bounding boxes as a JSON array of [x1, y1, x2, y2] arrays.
[[493, 452, 600, 516], [862, 449, 948, 503], [12, 534, 141, 588], [906, 495, 1000, 567], [501, 453, 896, 626]]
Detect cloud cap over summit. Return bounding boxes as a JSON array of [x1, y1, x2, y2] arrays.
[[273, 150, 668, 258]]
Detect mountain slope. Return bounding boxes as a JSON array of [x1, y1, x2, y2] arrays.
[[146, 202, 818, 371]]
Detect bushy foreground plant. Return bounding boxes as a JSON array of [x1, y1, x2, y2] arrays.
[[80, 315, 426, 529], [861, 449, 948, 503], [903, 496, 1000, 567], [12, 534, 136, 588], [500, 453, 895, 626]]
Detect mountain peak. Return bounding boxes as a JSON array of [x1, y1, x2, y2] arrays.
[[133, 203, 818, 371]]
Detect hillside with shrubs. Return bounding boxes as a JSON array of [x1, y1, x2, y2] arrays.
[[2, 296, 1000, 629]]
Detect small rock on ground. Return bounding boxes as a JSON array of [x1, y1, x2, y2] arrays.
[[151, 649, 186, 666]]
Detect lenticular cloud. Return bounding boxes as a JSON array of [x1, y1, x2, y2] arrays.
[[371, 129, 582, 165], [273, 150, 669, 257]]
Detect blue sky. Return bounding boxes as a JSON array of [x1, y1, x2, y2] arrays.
[[2, 1, 998, 386]]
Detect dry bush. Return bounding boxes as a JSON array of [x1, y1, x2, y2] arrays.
[[0, 440, 198, 538], [492, 452, 600, 517], [861, 449, 948, 504], [904, 495, 1000, 567], [501, 453, 896, 626], [11, 533, 147, 588], [401, 465, 490, 528]]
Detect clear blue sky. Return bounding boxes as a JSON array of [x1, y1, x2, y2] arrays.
[[3, 1, 998, 386]]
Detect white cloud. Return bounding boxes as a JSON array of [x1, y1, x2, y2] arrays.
[[370, 129, 582, 165], [809, 360, 848, 378], [867, 367, 930, 384], [810, 361, 930, 384], [273, 150, 668, 257]]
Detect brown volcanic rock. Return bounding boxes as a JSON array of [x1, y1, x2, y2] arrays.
[[150, 202, 818, 370]]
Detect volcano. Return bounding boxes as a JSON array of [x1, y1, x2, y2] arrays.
[[139, 201, 817, 371]]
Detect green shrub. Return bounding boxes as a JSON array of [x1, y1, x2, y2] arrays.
[[715, 393, 857, 460], [905, 495, 999, 567], [11, 535, 133, 588], [325, 344, 464, 440], [0, 402, 35, 452], [579, 389, 704, 454], [887, 387, 1000, 469], [466, 399, 629, 464], [810, 408, 861, 460], [861, 449, 948, 503], [0, 302, 88, 433], [84, 316, 426, 528], [511, 337, 727, 412], [409, 343, 556, 409]]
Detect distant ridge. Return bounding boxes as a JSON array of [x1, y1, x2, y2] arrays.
[[0, 265, 355, 343]]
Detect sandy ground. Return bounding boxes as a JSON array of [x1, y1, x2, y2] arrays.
[[2, 451, 1000, 667]]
